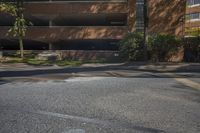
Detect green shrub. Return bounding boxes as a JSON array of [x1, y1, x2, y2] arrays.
[[184, 37, 200, 62], [148, 34, 181, 62], [184, 37, 200, 49], [119, 32, 144, 61]]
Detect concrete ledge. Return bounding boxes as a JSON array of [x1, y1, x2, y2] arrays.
[[1, 50, 121, 61]]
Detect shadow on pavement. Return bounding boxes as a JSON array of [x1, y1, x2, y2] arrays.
[[0, 79, 8, 85], [0, 63, 199, 78]]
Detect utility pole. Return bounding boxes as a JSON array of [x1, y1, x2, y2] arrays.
[[143, 0, 148, 61]]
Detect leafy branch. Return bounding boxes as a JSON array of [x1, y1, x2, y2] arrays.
[[0, 1, 29, 58]]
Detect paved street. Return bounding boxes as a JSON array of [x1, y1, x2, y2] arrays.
[[0, 63, 200, 133]]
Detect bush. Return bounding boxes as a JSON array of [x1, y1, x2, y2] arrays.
[[148, 34, 181, 62], [184, 37, 200, 49], [119, 32, 144, 61], [184, 37, 200, 62], [120, 33, 183, 62]]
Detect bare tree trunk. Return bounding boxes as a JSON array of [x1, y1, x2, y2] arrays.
[[17, 0, 24, 58], [19, 36, 24, 58]]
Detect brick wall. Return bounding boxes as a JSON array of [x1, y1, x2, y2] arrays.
[[148, 0, 186, 36], [128, 0, 136, 32]]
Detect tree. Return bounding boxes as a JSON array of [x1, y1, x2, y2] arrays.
[[0, 0, 28, 58], [119, 32, 144, 61], [0, 2, 17, 16]]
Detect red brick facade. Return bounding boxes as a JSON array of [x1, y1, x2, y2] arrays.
[[0, 0, 186, 50], [185, 2, 200, 36]]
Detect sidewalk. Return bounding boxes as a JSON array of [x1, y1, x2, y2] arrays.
[[0, 62, 199, 72], [0, 62, 199, 82], [81, 62, 200, 72]]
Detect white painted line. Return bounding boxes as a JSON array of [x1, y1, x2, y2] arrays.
[[174, 78, 200, 91], [0, 106, 165, 132], [164, 73, 200, 91], [36, 110, 108, 126]]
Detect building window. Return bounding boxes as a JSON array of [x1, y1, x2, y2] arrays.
[[187, 0, 200, 6], [186, 12, 200, 21], [136, 0, 144, 32]]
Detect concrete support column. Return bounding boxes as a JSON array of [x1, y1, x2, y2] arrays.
[[0, 45, 3, 58], [128, 0, 136, 32], [49, 20, 53, 28], [49, 42, 53, 50], [49, 19, 54, 51], [0, 51, 2, 58]]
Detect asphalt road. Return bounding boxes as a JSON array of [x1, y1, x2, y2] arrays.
[[0, 64, 200, 133]]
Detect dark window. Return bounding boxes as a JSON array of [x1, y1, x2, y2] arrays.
[[187, 0, 200, 6], [186, 12, 200, 20], [136, 0, 144, 32]]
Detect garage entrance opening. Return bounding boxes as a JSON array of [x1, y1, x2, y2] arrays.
[[52, 39, 120, 50]]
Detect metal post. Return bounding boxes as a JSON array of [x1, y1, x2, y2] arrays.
[[143, 0, 148, 61]]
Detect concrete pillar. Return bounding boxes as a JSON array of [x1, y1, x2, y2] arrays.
[[0, 51, 2, 58], [128, 0, 136, 32], [0, 45, 3, 58], [49, 18, 53, 51], [49, 42, 53, 50], [49, 20, 53, 28]]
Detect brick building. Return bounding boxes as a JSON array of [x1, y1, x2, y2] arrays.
[[0, 0, 186, 52], [185, 0, 200, 37]]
